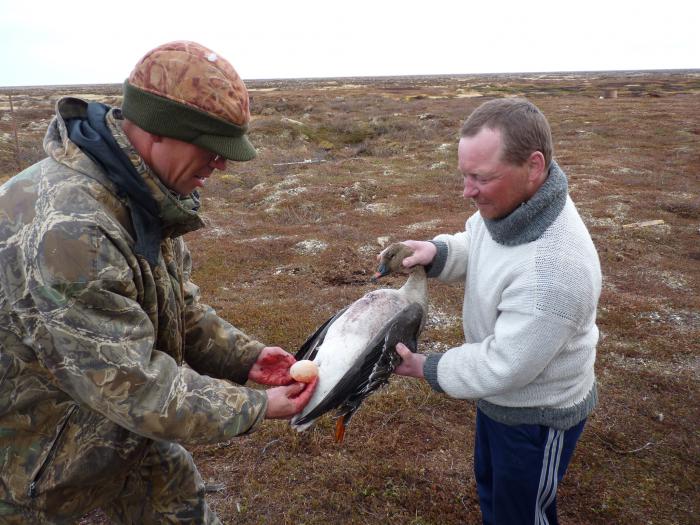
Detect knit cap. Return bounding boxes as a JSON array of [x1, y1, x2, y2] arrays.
[[121, 40, 256, 161]]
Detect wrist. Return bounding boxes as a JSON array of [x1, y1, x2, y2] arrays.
[[423, 353, 445, 392], [415, 353, 427, 378], [425, 241, 448, 278]]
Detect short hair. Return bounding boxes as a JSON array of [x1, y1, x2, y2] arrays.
[[460, 98, 553, 168]]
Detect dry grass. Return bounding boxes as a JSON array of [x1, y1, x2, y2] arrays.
[[2, 71, 699, 524]]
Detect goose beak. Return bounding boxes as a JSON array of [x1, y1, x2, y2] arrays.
[[371, 263, 390, 283]]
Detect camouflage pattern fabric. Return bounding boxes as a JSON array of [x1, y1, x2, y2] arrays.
[[128, 40, 251, 127], [103, 440, 222, 524], [0, 97, 267, 522]]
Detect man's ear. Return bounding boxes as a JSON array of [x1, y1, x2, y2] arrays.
[[527, 151, 546, 182]]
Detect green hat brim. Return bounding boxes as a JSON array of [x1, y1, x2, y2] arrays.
[[192, 133, 257, 162], [122, 80, 257, 162]]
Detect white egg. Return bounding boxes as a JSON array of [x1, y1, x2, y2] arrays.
[[290, 360, 319, 383]]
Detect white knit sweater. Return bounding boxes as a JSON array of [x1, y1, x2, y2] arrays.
[[426, 197, 602, 429]]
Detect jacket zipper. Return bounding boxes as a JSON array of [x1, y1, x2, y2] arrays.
[[28, 404, 78, 498]]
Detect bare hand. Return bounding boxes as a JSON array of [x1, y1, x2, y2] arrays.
[[264, 378, 318, 419], [398, 240, 437, 268], [378, 240, 436, 268], [248, 347, 295, 386], [394, 343, 426, 378]]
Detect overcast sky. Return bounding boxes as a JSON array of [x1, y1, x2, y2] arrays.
[[1, 0, 697, 87]]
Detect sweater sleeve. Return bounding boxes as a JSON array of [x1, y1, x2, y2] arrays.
[[433, 310, 578, 399], [428, 205, 601, 403], [423, 353, 445, 392], [28, 222, 267, 445], [431, 226, 471, 283]]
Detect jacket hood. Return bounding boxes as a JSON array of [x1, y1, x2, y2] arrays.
[[44, 97, 205, 243]]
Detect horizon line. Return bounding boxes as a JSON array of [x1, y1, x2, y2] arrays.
[[1, 68, 698, 91]]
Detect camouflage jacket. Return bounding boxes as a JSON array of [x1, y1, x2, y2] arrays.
[[0, 97, 268, 518]]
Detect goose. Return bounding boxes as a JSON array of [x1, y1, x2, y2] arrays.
[[290, 243, 428, 442]]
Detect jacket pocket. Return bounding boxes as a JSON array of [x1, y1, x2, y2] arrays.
[[28, 404, 78, 498]]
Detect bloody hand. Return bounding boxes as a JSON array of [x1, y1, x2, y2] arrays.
[[264, 377, 319, 419], [248, 346, 296, 385]]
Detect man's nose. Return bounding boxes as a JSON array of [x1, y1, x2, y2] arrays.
[[463, 177, 478, 198]]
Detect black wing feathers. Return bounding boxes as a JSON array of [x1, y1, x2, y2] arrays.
[[295, 306, 349, 362], [338, 303, 423, 423], [292, 303, 423, 427]]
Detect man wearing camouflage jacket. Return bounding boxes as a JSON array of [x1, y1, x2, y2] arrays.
[[0, 41, 315, 524]]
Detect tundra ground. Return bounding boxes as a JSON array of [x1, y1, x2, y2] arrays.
[[1, 70, 698, 524]]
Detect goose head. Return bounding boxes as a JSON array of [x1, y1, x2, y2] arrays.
[[372, 242, 415, 281]]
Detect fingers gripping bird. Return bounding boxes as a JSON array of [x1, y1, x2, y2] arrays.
[[290, 243, 428, 442]]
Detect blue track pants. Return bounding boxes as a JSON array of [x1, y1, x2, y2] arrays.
[[474, 408, 586, 525]]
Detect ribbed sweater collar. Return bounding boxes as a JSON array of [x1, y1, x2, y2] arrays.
[[483, 161, 568, 246], [64, 101, 204, 266]]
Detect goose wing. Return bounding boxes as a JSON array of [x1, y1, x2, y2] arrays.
[[291, 302, 423, 431], [295, 306, 349, 362]]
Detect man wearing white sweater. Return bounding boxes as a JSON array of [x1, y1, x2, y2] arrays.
[[393, 98, 601, 525]]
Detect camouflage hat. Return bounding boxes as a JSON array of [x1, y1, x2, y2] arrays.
[[122, 41, 256, 161]]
